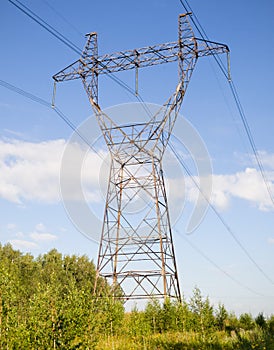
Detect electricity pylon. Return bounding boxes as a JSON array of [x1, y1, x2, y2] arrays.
[[53, 14, 229, 301]]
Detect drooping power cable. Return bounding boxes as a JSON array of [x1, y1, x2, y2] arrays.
[[168, 139, 274, 286], [179, 0, 274, 208], [7, 0, 153, 118]]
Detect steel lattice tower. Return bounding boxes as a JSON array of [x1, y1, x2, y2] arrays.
[[53, 14, 228, 301]]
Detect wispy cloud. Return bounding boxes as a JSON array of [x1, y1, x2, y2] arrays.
[[7, 223, 17, 230], [30, 232, 57, 242], [30, 222, 57, 242], [14, 231, 25, 238], [268, 237, 274, 245], [8, 222, 58, 251], [35, 223, 46, 232], [4, 129, 26, 138], [9, 239, 38, 250]]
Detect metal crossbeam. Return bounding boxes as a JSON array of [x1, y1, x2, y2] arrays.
[[53, 39, 228, 83]]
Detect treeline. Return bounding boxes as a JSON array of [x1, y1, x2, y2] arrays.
[[0, 243, 273, 349]]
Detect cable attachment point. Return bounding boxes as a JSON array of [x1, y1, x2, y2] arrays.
[[51, 80, 57, 108], [134, 50, 139, 96], [227, 51, 232, 82]]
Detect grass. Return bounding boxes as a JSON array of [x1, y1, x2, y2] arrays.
[[95, 329, 274, 350]]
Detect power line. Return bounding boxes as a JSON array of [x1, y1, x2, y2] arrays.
[[207, 59, 254, 167], [0, 79, 50, 108], [1, 76, 271, 298], [175, 229, 268, 297], [109, 176, 267, 297], [41, 0, 84, 37], [7, 0, 273, 292], [179, 0, 230, 81], [229, 80, 274, 207], [8, 0, 82, 55], [169, 139, 274, 286], [0, 78, 104, 159], [7, 0, 152, 118], [9, 0, 273, 206], [179, 0, 274, 208]]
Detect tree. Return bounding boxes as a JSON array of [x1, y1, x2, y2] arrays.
[[225, 312, 239, 333], [126, 305, 150, 338], [158, 298, 179, 332], [175, 298, 192, 332], [268, 314, 274, 334], [215, 303, 228, 331], [239, 313, 254, 331], [255, 312, 267, 330], [0, 244, 116, 348], [92, 296, 124, 338], [144, 299, 161, 334], [189, 287, 215, 335]]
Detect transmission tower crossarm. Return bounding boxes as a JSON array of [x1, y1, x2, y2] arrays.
[[53, 59, 81, 82], [195, 38, 229, 57], [52, 41, 228, 83]]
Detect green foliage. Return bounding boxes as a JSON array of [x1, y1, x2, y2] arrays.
[[239, 313, 254, 330], [144, 298, 161, 333], [268, 314, 274, 334], [215, 303, 228, 331], [189, 286, 215, 336], [0, 244, 274, 349], [225, 312, 240, 333], [255, 312, 267, 330], [0, 244, 123, 349]]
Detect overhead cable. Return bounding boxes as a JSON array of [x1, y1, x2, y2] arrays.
[[175, 229, 269, 297], [1, 77, 272, 297], [0, 79, 103, 158], [7, 0, 152, 117], [179, 0, 274, 207], [169, 140, 274, 286]]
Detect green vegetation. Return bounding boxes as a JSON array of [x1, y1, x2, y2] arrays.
[[0, 243, 273, 349]]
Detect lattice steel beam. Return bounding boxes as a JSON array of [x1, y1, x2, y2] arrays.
[[53, 13, 229, 302]]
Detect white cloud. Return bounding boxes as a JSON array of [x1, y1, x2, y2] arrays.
[[60, 142, 106, 202], [30, 232, 57, 242], [0, 138, 105, 204], [211, 168, 274, 211], [9, 239, 38, 250], [35, 223, 46, 232], [15, 231, 25, 238], [29, 222, 57, 242], [210, 188, 230, 210], [182, 167, 274, 212], [0, 138, 273, 213], [8, 222, 58, 251], [0, 139, 65, 203]]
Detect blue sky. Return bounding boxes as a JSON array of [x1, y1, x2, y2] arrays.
[[1, 0, 274, 316]]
